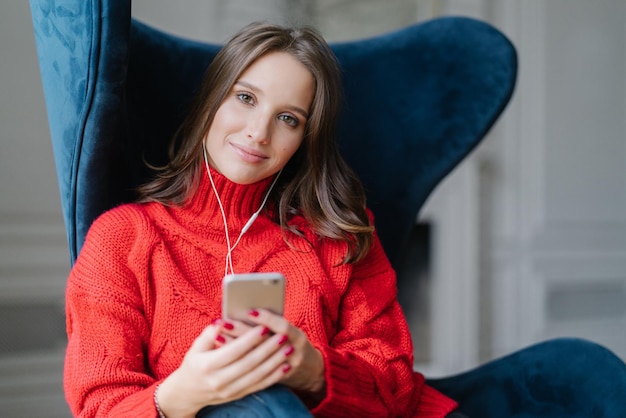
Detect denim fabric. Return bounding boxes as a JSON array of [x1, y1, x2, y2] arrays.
[[195, 385, 312, 418]]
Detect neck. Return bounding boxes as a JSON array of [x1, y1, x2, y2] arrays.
[[182, 165, 277, 231], [205, 156, 281, 261], [200, 145, 282, 274]]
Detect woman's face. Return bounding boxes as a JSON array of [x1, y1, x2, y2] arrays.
[[204, 51, 315, 185]]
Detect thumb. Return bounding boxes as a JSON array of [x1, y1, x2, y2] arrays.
[[188, 323, 222, 353]]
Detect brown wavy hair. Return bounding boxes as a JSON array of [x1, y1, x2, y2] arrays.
[[137, 22, 373, 263]]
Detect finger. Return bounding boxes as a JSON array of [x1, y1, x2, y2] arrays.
[[218, 319, 254, 339], [214, 333, 233, 348], [247, 309, 311, 357], [189, 334, 264, 382], [212, 333, 293, 395], [237, 357, 293, 396], [239, 341, 295, 389], [188, 323, 222, 353], [205, 324, 273, 372], [246, 309, 291, 336], [213, 358, 292, 403], [216, 318, 259, 347]]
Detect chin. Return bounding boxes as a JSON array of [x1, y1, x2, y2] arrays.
[[223, 171, 265, 185]]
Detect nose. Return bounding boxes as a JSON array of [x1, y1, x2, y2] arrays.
[[246, 113, 271, 143]]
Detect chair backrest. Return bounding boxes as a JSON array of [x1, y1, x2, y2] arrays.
[[30, 0, 517, 267]]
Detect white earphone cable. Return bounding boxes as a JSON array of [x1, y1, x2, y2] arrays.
[[202, 143, 281, 276]]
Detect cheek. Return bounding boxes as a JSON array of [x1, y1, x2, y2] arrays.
[[210, 104, 242, 136], [280, 137, 304, 160]]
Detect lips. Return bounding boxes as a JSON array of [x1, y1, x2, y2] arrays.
[[230, 142, 268, 163]]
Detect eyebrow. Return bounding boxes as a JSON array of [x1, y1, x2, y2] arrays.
[[235, 80, 310, 120]]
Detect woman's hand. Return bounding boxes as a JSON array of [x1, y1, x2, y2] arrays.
[[221, 309, 326, 395], [155, 320, 293, 418]]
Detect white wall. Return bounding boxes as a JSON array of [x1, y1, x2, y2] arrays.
[[0, 2, 69, 417], [483, 0, 626, 361]]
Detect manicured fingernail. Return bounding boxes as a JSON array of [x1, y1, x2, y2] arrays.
[[260, 327, 270, 336], [283, 346, 294, 357], [277, 334, 288, 345], [212, 318, 222, 326], [249, 309, 259, 317], [282, 364, 292, 373], [222, 321, 234, 330], [216, 335, 226, 344]]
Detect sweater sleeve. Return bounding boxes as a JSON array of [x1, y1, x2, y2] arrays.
[[310, 230, 457, 417], [64, 206, 161, 417]]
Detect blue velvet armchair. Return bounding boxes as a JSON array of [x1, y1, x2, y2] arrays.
[[30, 1, 626, 417], [29, 0, 516, 267]]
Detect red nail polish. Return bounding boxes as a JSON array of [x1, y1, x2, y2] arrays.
[[260, 327, 270, 336], [249, 309, 259, 317], [222, 321, 234, 330], [216, 335, 226, 344], [282, 364, 292, 373], [283, 346, 294, 357], [277, 334, 288, 345]]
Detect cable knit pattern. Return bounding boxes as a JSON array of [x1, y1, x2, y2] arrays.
[[64, 167, 457, 417]]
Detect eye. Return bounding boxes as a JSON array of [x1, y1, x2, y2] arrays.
[[237, 93, 255, 105], [278, 114, 299, 127]]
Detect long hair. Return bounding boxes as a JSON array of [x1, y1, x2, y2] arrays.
[[137, 22, 373, 263]]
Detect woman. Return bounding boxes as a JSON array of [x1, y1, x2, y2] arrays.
[[64, 22, 459, 417]]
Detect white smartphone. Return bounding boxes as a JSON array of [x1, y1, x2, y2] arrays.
[[222, 272, 285, 324]]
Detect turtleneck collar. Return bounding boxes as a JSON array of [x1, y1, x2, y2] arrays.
[[175, 164, 276, 233]]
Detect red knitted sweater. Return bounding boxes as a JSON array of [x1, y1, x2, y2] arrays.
[[64, 168, 457, 417]]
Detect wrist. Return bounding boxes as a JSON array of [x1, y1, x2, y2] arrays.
[[155, 373, 196, 418], [308, 348, 326, 394], [154, 384, 167, 418]]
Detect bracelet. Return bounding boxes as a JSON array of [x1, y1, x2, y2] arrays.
[[154, 384, 167, 418]]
